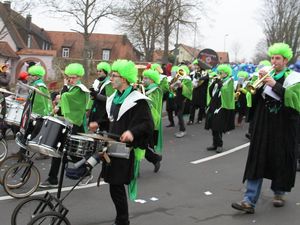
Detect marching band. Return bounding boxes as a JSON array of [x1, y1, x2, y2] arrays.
[[0, 42, 299, 225]]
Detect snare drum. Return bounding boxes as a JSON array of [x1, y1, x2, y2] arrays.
[[15, 113, 43, 148], [4, 99, 24, 126], [27, 116, 71, 158], [107, 141, 131, 159], [66, 135, 103, 158]]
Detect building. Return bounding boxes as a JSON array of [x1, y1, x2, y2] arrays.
[[47, 31, 142, 62], [0, 1, 142, 83]]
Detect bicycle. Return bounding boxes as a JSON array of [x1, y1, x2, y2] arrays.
[[11, 140, 111, 225], [2, 149, 40, 199], [0, 137, 8, 162]]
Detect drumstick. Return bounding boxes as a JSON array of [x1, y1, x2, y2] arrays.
[[97, 130, 120, 140]]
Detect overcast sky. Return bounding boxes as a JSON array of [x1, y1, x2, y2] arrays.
[[31, 0, 265, 62]]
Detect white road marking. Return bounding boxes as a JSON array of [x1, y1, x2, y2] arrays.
[[0, 142, 250, 201], [0, 181, 106, 201], [190, 142, 250, 164]]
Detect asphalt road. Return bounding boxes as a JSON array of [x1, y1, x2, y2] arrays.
[[0, 115, 299, 225]]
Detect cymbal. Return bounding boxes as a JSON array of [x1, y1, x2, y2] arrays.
[[0, 88, 15, 95], [18, 82, 51, 99], [78, 133, 115, 142]]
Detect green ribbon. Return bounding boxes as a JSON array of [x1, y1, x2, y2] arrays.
[[113, 86, 132, 105]]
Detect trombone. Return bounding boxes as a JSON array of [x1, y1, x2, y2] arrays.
[[247, 65, 275, 95]]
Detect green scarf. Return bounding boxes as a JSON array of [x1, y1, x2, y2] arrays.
[[145, 83, 158, 91], [113, 86, 132, 105], [271, 68, 287, 80]]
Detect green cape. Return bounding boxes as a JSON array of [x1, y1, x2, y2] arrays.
[[221, 78, 235, 110], [31, 79, 52, 116], [60, 82, 89, 127]]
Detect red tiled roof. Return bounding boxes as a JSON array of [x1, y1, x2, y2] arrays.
[[0, 2, 51, 50], [0, 41, 19, 58], [47, 31, 142, 61], [17, 48, 57, 56]]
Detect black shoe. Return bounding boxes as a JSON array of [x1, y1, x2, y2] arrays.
[[216, 147, 223, 153], [39, 178, 58, 188], [166, 123, 175, 127], [187, 121, 194, 125], [245, 133, 251, 140], [206, 146, 217, 151], [297, 160, 300, 171], [154, 155, 162, 173], [231, 201, 255, 214]]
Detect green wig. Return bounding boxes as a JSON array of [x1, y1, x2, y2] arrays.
[[151, 63, 163, 73], [178, 65, 190, 75], [97, 62, 111, 74], [237, 71, 249, 79], [65, 63, 85, 77], [258, 60, 271, 67], [28, 65, 45, 77], [171, 66, 179, 72], [268, 43, 293, 61], [143, 69, 160, 84], [111, 59, 137, 83], [217, 64, 232, 76]]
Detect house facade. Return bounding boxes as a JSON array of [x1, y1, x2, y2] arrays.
[[0, 1, 143, 84]]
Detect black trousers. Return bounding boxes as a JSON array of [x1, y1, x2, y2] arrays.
[[212, 130, 223, 147], [189, 105, 205, 122], [48, 124, 84, 182], [176, 101, 186, 132], [145, 147, 160, 164], [110, 184, 130, 225]]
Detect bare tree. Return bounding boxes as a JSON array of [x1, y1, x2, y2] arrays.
[[0, 0, 36, 40], [252, 39, 269, 64], [39, 0, 115, 80], [262, 0, 300, 62], [231, 41, 242, 63], [118, 0, 205, 63], [117, 0, 162, 62]]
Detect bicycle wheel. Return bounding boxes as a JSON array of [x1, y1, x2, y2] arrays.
[[3, 162, 40, 198], [0, 155, 20, 184], [0, 139, 8, 162], [28, 211, 71, 225], [11, 196, 54, 225]]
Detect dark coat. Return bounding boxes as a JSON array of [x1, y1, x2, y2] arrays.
[[243, 76, 299, 192], [101, 91, 154, 185], [205, 80, 235, 132]]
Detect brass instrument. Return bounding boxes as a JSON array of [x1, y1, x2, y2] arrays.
[[247, 66, 275, 95], [234, 84, 242, 101], [169, 69, 185, 96]]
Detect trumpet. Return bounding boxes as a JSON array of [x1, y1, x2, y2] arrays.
[[247, 65, 275, 95], [234, 84, 242, 101]]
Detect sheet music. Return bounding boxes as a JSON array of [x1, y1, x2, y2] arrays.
[[263, 85, 281, 101]]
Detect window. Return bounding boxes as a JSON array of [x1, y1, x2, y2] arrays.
[[62, 48, 70, 58], [102, 49, 110, 60]]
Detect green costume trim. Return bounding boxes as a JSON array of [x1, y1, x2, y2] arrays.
[[159, 76, 170, 93], [30, 79, 52, 116], [146, 85, 163, 153], [284, 83, 300, 112], [221, 78, 235, 110], [113, 86, 133, 104], [60, 82, 89, 127], [181, 78, 193, 100], [128, 148, 145, 201]]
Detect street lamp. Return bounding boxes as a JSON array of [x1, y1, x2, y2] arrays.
[[224, 34, 229, 52]]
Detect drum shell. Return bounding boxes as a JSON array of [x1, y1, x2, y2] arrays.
[[4, 100, 24, 126], [27, 116, 71, 158], [66, 135, 103, 158]]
